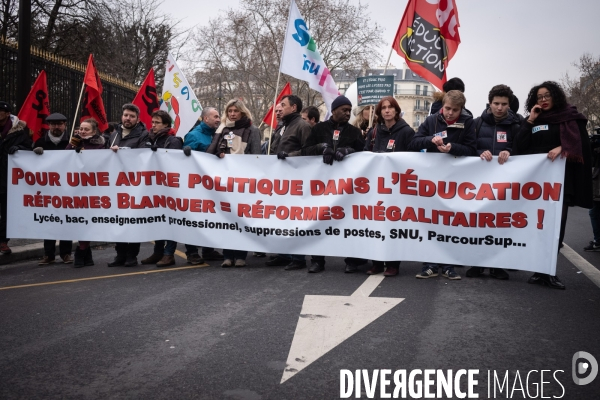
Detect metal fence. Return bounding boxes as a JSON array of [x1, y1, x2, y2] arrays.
[[0, 38, 137, 125]]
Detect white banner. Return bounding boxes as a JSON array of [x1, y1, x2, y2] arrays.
[[8, 151, 565, 274], [280, 0, 339, 113], [160, 53, 202, 137]]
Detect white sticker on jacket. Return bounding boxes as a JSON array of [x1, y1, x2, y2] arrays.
[[497, 132, 507, 142], [333, 130, 340, 140], [532, 125, 549, 133], [387, 139, 395, 150], [434, 130, 448, 138]]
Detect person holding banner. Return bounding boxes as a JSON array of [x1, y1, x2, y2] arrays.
[[32, 112, 74, 265], [265, 95, 312, 270], [514, 81, 592, 290], [139, 110, 187, 267], [65, 118, 106, 267], [363, 97, 415, 277], [466, 85, 521, 280], [207, 99, 261, 267], [410, 90, 476, 280], [0, 101, 33, 255], [182, 107, 225, 263], [109, 104, 149, 150], [302, 95, 366, 274], [108, 104, 149, 267]]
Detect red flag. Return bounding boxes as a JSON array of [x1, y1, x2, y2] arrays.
[[392, 0, 461, 90], [132, 68, 159, 131], [262, 82, 292, 129], [80, 54, 108, 131], [18, 70, 50, 142]]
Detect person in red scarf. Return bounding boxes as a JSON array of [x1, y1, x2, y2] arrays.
[[514, 81, 593, 290]]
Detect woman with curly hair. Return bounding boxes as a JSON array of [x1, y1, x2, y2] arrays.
[[514, 81, 593, 289]]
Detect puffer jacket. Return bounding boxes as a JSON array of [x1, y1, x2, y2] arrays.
[[474, 109, 521, 156], [108, 122, 149, 148], [408, 110, 476, 156], [144, 128, 183, 149], [302, 117, 364, 155], [365, 119, 415, 153]]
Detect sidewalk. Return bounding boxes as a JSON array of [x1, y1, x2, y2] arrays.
[[0, 239, 111, 266]]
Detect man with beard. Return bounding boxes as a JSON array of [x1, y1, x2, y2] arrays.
[[266, 95, 312, 270], [301, 95, 365, 273], [108, 104, 149, 267], [33, 112, 74, 264]]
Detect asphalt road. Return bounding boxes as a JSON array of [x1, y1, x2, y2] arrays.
[[0, 207, 599, 399]]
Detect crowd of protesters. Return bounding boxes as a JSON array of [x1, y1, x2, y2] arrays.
[[0, 78, 596, 291]]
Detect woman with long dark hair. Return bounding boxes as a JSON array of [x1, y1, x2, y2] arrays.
[[514, 81, 593, 289]]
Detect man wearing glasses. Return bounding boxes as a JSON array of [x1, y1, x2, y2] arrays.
[[32, 113, 74, 264]]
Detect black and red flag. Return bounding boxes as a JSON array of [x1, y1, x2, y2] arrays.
[[18, 70, 50, 142], [262, 82, 292, 129], [392, 0, 461, 90], [81, 54, 108, 132], [132, 68, 159, 131]]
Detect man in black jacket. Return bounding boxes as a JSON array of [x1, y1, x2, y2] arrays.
[[266, 95, 312, 270], [410, 90, 476, 281], [0, 101, 33, 255], [108, 104, 149, 267], [32, 112, 73, 264], [302, 95, 366, 273], [466, 84, 520, 280]]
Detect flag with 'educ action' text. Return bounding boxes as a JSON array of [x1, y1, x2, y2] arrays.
[[392, 0, 461, 90]]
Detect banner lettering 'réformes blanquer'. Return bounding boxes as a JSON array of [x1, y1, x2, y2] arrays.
[[8, 151, 564, 274]]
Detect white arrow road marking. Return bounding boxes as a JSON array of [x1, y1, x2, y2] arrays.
[[280, 275, 404, 384]]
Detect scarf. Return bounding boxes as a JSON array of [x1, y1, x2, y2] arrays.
[[281, 112, 300, 127], [49, 131, 65, 145], [1, 116, 14, 138], [149, 127, 174, 141], [216, 116, 252, 134], [535, 104, 587, 163]]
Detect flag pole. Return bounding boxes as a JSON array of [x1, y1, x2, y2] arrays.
[[382, 47, 394, 75], [267, 72, 282, 155], [267, 0, 296, 156], [70, 82, 85, 140]]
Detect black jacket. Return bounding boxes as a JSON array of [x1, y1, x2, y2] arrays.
[[33, 131, 70, 151], [302, 118, 364, 156], [144, 128, 183, 149], [474, 109, 521, 156], [108, 122, 149, 148], [514, 119, 593, 209], [408, 110, 476, 156], [270, 113, 311, 156], [0, 116, 33, 190], [365, 119, 415, 153]]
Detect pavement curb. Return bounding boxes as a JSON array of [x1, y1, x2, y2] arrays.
[[0, 242, 112, 266]]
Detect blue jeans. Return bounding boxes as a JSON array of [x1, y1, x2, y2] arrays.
[[589, 201, 600, 242], [154, 240, 177, 256], [223, 249, 247, 260]]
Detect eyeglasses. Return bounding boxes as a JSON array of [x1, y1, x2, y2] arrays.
[[537, 93, 552, 101]]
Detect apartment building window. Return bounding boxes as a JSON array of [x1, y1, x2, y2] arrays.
[[416, 99, 421, 109], [416, 85, 420, 95], [423, 86, 428, 96]]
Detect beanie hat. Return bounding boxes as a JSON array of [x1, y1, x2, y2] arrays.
[[0, 101, 11, 113], [331, 95, 352, 111]]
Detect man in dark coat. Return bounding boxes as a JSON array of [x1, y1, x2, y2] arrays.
[[466, 84, 521, 280], [410, 90, 476, 281], [301, 95, 366, 274], [108, 104, 149, 267], [0, 101, 33, 254], [32, 112, 74, 264], [266, 95, 312, 270]]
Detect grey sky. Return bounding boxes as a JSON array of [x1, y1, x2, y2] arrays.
[[162, 0, 600, 117]]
